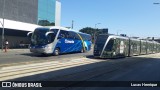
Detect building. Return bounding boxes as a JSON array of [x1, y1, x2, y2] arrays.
[[0, 0, 61, 48], [100, 28, 108, 34]]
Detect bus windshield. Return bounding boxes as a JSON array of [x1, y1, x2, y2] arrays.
[[94, 35, 109, 50], [31, 28, 59, 45], [105, 39, 114, 51], [31, 28, 49, 45]]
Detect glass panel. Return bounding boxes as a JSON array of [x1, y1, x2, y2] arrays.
[[68, 31, 76, 39], [105, 39, 114, 51], [47, 29, 59, 43], [94, 35, 109, 50], [59, 30, 69, 38], [31, 28, 49, 45], [38, 0, 56, 26], [47, 33, 55, 43]]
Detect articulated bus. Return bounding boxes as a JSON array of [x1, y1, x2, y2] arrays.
[[94, 34, 160, 58], [94, 34, 129, 58], [28, 26, 92, 55]]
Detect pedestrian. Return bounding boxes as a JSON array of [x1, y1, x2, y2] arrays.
[[4, 39, 9, 52]]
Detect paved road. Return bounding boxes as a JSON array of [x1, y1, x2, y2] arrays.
[[1, 49, 160, 90], [0, 49, 93, 67], [60, 54, 160, 90], [1, 53, 160, 90]]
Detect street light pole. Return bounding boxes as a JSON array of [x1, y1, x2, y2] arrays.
[[71, 20, 74, 29], [1, 0, 5, 51]]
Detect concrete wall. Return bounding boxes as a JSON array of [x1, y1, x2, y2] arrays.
[[0, 0, 38, 24]]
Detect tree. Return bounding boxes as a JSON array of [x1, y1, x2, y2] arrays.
[[38, 20, 55, 26], [79, 27, 108, 42], [79, 27, 96, 36], [79, 27, 96, 42]]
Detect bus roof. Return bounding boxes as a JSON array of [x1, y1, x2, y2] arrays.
[[44, 26, 69, 31], [36, 26, 90, 36], [99, 34, 129, 40]]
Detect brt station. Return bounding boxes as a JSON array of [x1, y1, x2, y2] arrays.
[[0, 19, 39, 49], [0, 28, 31, 48], [0, 0, 61, 49]]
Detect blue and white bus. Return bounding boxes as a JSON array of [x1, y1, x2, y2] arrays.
[[28, 26, 92, 55]]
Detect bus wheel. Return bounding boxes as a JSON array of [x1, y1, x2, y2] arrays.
[[54, 48, 60, 56]]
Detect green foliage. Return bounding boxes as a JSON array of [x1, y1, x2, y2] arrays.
[[79, 27, 108, 42], [79, 27, 94, 35], [38, 20, 55, 26]]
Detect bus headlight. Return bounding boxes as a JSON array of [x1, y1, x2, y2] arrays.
[[113, 52, 116, 55], [41, 46, 45, 48], [45, 45, 52, 49], [45, 45, 49, 48]]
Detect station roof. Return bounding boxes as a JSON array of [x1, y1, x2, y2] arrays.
[[0, 18, 40, 32]]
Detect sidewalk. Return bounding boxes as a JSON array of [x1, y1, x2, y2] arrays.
[[0, 49, 29, 53]]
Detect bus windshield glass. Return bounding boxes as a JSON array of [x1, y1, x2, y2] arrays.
[[105, 39, 114, 51], [95, 35, 109, 50], [31, 28, 59, 45], [31, 28, 49, 45]]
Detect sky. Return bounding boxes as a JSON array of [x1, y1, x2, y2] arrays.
[[60, 0, 160, 38]]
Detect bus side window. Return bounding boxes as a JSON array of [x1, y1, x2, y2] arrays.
[[64, 31, 69, 38], [73, 32, 77, 39], [80, 34, 86, 41], [68, 31, 75, 39], [58, 30, 68, 38], [75, 33, 80, 40], [68, 32, 72, 39], [50, 29, 58, 35], [65, 33, 69, 38]]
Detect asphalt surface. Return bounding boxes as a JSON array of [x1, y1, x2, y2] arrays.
[[0, 49, 92, 67], [1, 49, 160, 90]]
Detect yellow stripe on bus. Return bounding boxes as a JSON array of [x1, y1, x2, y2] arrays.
[[76, 33, 86, 52]]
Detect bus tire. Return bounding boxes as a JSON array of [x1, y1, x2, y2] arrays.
[[54, 48, 60, 56]]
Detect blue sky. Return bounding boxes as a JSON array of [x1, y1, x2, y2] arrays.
[[61, 0, 160, 37]]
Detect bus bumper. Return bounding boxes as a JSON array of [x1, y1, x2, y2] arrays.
[[30, 48, 52, 54]]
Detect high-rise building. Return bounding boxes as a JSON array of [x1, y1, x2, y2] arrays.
[[0, 0, 61, 48]]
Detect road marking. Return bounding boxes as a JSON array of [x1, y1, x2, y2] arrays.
[[0, 58, 106, 81], [0, 56, 86, 67]]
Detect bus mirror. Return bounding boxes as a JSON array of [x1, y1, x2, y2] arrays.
[[45, 32, 54, 37], [27, 32, 33, 38]]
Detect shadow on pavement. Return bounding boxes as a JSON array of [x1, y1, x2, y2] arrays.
[[86, 55, 126, 61], [2, 55, 160, 90], [20, 52, 83, 57], [20, 53, 50, 57]]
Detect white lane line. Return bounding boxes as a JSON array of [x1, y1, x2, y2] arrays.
[[0, 58, 105, 81], [1, 58, 98, 71]]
